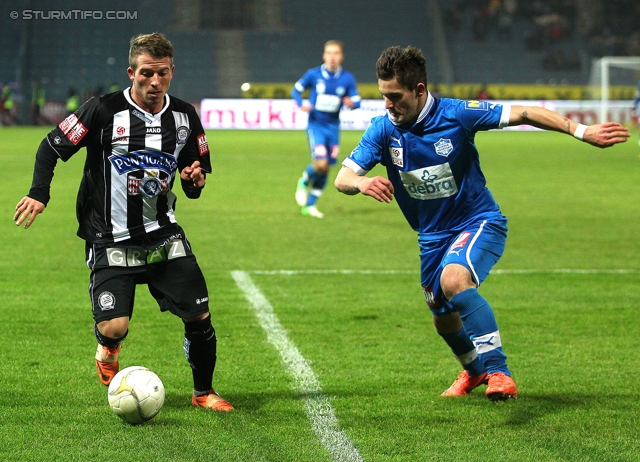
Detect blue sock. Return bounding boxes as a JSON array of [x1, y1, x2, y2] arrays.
[[449, 288, 510, 375], [306, 173, 327, 207], [439, 327, 486, 376], [303, 164, 316, 187]]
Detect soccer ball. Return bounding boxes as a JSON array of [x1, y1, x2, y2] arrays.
[[107, 366, 165, 424]]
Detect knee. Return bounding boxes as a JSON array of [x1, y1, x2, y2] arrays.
[[97, 317, 129, 339], [440, 264, 476, 300], [313, 160, 330, 175]]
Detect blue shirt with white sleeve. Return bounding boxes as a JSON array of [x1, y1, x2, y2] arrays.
[[292, 64, 361, 126], [343, 93, 511, 236]]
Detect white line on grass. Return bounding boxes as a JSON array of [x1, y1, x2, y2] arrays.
[[250, 268, 640, 275], [231, 271, 364, 462]]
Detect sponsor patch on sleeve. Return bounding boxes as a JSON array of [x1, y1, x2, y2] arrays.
[[58, 113, 88, 145], [464, 100, 489, 111], [197, 133, 209, 155]]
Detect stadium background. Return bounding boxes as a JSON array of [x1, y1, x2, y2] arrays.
[[0, 0, 638, 124]]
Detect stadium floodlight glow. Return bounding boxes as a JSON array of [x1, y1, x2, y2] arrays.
[[589, 56, 640, 122], [240, 82, 251, 92]]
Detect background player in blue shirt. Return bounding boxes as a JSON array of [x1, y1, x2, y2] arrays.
[[335, 46, 629, 401], [632, 80, 640, 148], [293, 40, 361, 218]]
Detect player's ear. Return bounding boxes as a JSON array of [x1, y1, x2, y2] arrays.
[[415, 83, 426, 98], [127, 67, 134, 81]]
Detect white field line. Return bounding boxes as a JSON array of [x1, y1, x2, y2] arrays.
[[231, 271, 364, 462], [250, 268, 640, 275]]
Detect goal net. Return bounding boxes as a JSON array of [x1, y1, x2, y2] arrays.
[[588, 56, 640, 123]]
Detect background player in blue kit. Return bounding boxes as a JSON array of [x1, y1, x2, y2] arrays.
[[293, 40, 361, 218], [632, 80, 640, 148], [335, 46, 629, 401]]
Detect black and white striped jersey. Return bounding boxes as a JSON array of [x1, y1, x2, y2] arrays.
[[44, 88, 211, 244]]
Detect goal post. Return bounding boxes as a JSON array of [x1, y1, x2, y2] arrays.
[[589, 56, 640, 123]]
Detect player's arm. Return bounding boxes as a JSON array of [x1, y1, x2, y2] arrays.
[[180, 113, 210, 199], [14, 138, 60, 228], [343, 75, 361, 110], [508, 105, 629, 148], [292, 73, 313, 112], [335, 165, 394, 203]]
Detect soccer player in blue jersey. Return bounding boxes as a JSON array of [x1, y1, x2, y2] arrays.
[[335, 46, 629, 401], [293, 40, 361, 218], [633, 80, 640, 148]]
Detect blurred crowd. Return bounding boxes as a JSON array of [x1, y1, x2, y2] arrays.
[[444, 0, 640, 71]]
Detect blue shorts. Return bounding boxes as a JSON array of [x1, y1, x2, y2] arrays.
[[307, 120, 340, 165], [419, 217, 507, 316]]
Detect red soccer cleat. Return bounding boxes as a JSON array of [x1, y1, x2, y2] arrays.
[[441, 370, 488, 396], [95, 344, 121, 386], [192, 388, 234, 412], [486, 372, 518, 401]]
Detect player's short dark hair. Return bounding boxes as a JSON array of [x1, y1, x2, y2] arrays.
[[376, 46, 427, 90], [129, 32, 174, 70]]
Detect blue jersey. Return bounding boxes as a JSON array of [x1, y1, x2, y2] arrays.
[[292, 64, 361, 126], [634, 81, 640, 114], [343, 94, 511, 236]]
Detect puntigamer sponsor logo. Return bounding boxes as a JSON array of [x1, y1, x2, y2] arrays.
[[400, 163, 458, 200], [109, 150, 177, 176]]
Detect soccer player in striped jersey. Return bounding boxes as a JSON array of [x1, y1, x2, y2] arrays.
[[14, 32, 233, 412], [293, 40, 361, 218], [336, 46, 629, 401]]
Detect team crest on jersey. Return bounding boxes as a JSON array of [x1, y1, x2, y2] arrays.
[[434, 138, 453, 157], [336, 86, 345, 96], [176, 126, 190, 145], [316, 80, 326, 94], [140, 176, 164, 197]]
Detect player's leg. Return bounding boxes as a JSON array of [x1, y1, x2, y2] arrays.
[[303, 124, 340, 217], [440, 219, 517, 400], [90, 266, 136, 386], [420, 238, 486, 396], [295, 125, 321, 206], [149, 253, 233, 411]]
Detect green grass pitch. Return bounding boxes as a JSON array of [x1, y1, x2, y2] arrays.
[[1, 126, 639, 461]]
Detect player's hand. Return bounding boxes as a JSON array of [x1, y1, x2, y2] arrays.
[[583, 122, 630, 148], [300, 104, 313, 112], [180, 160, 205, 188], [357, 176, 394, 203], [14, 197, 45, 229], [342, 96, 354, 109]]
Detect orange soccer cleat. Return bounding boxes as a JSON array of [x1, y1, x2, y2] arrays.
[[95, 344, 121, 386], [192, 388, 234, 412], [441, 370, 488, 396], [486, 372, 518, 401]]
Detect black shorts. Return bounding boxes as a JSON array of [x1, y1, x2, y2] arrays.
[[86, 234, 209, 323]]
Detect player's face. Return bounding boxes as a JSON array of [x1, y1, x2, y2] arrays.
[[127, 54, 174, 113], [323, 44, 344, 72], [379, 77, 426, 125]]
